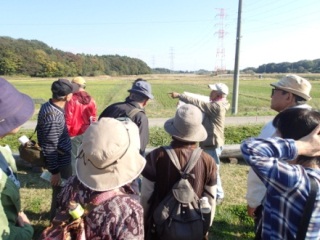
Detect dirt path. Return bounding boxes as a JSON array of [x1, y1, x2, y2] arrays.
[[21, 116, 274, 130]]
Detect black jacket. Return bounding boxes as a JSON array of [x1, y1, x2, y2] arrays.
[[99, 98, 149, 155]]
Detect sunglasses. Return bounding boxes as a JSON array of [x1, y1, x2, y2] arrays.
[[271, 88, 288, 96]]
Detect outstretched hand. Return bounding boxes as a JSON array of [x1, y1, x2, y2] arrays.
[[168, 92, 180, 99], [296, 124, 320, 157]]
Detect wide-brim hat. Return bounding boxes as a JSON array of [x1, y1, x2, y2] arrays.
[[76, 117, 146, 191], [164, 104, 207, 142], [0, 78, 35, 137], [270, 74, 311, 101], [128, 79, 154, 99]]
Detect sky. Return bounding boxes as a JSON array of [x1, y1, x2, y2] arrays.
[[1, 0, 320, 71]]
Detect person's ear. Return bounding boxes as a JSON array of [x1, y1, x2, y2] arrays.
[[66, 93, 73, 101], [142, 99, 149, 107]]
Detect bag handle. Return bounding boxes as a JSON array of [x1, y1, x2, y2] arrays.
[[295, 176, 318, 240]]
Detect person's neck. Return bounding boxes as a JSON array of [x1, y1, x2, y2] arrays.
[[211, 96, 225, 102], [51, 98, 66, 109]]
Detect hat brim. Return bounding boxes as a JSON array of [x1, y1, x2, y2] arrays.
[[164, 118, 207, 142], [76, 144, 146, 192], [270, 83, 311, 101], [0, 92, 34, 136], [128, 89, 154, 99]]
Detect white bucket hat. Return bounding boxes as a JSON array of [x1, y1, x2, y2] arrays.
[[208, 83, 229, 95], [76, 118, 146, 191], [270, 74, 311, 101], [164, 104, 207, 142]]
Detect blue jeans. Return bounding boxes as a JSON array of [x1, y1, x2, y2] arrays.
[[204, 147, 224, 199]]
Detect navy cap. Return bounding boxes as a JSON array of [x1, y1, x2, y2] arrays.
[[51, 79, 79, 98], [128, 79, 154, 99]]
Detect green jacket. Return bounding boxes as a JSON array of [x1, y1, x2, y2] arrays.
[[0, 146, 33, 240]]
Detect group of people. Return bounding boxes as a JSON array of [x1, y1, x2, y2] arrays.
[[0, 74, 319, 240]]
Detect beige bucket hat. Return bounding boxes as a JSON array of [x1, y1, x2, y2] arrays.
[[270, 74, 311, 100], [76, 117, 146, 191], [164, 104, 207, 142]]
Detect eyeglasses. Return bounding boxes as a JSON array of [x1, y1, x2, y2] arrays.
[[271, 88, 288, 97]]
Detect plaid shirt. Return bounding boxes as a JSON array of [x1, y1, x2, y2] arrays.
[[241, 137, 320, 240]]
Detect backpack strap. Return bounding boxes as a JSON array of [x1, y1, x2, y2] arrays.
[[164, 146, 202, 177], [127, 108, 143, 119], [295, 176, 318, 240]]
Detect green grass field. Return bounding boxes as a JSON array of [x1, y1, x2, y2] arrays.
[[6, 73, 320, 118], [3, 73, 320, 239]]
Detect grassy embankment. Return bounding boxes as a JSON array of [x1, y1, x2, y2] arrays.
[[2, 74, 320, 239]]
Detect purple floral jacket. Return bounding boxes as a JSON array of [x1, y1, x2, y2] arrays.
[[57, 176, 144, 240]]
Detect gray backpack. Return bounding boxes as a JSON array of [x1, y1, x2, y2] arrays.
[[152, 146, 211, 240]]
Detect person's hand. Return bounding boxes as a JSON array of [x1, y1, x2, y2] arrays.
[[17, 211, 31, 226], [51, 172, 61, 186], [296, 124, 320, 157], [168, 92, 180, 99], [247, 205, 256, 218]]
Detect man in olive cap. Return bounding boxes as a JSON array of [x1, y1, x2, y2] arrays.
[[246, 74, 312, 234]]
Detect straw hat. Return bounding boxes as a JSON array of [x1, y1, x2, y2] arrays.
[[76, 118, 145, 191], [164, 104, 207, 142], [0, 78, 35, 137], [270, 74, 311, 100]]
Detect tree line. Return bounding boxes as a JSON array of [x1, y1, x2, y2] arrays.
[[1, 36, 319, 77], [243, 59, 320, 74], [0, 36, 151, 77]]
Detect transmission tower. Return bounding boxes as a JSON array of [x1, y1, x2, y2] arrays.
[[170, 47, 174, 73], [215, 8, 227, 75]]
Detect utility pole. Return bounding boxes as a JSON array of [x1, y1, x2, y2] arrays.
[[232, 0, 242, 114]]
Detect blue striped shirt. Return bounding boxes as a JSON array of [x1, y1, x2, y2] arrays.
[[241, 137, 320, 240], [37, 100, 71, 174]]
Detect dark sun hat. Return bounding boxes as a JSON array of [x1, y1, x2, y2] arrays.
[[0, 78, 35, 137]]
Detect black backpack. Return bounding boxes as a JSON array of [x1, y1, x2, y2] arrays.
[[151, 146, 211, 240]]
